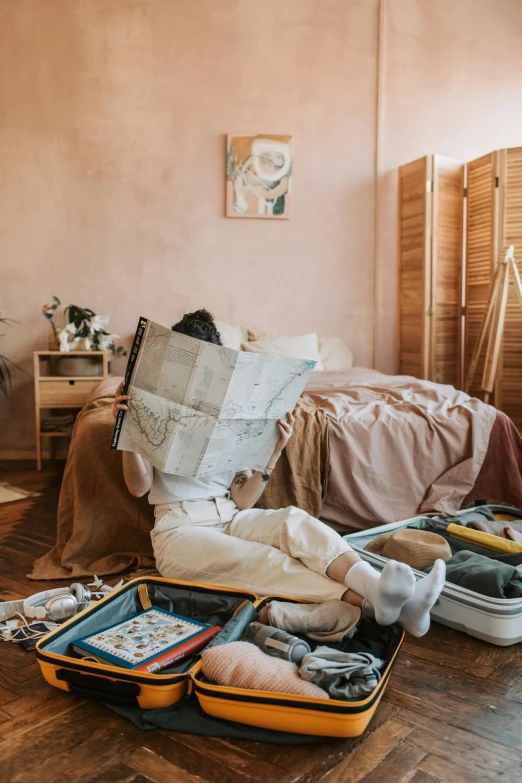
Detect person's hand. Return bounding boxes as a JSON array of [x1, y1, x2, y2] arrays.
[[275, 411, 294, 453], [112, 380, 131, 420]]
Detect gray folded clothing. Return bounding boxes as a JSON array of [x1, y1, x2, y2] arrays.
[[466, 518, 522, 537], [503, 527, 522, 544], [299, 646, 384, 701]]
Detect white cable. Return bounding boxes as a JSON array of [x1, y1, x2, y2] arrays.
[[3, 613, 54, 643], [13, 613, 47, 639]]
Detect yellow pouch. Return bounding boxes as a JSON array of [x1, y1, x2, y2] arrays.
[[447, 524, 522, 554]]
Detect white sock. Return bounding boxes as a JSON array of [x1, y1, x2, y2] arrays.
[[344, 560, 415, 626], [398, 559, 446, 637]]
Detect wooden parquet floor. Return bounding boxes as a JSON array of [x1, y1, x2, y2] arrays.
[[0, 461, 521, 783]]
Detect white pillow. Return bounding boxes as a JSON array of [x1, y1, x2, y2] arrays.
[[215, 321, 247, 352], [318, 337, 353, 371], [241, 333, 324, 371]]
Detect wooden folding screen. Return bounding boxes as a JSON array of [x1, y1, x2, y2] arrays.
[[398, 155, 464, 386], [399, 147, 522, 430], [464, 152, 498, 402]]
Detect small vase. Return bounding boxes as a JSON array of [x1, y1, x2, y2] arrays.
[[48, 330, 60, 351]]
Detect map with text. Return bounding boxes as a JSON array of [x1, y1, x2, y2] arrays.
[[111, 318, 316, 477]]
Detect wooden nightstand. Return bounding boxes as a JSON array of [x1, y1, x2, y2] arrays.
[[34, 351, 110, 470]]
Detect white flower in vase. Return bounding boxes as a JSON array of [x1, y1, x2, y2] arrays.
[[91, 315, 111, 331], [58, 323, 77, 352]]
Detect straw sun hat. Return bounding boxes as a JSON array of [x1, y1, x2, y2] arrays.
[[365, 529, 452, 571]]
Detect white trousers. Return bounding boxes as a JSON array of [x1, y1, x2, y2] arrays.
[[151, 497, 353, 602]]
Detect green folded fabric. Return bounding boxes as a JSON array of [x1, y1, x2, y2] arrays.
[[104, 694, 323, 743], [426, 550, 522, 599]]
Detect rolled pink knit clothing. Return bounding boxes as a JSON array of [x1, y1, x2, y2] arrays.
[[201, 642, 328, 699]]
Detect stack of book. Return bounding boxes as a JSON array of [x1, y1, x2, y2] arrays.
[[71, 608, 221, 674]]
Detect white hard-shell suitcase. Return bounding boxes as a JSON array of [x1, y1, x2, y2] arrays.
[[343, 505, 522, 646]]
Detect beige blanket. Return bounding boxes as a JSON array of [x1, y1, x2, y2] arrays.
[[306, 369, 497, 531], [256, 396, 330, 517]]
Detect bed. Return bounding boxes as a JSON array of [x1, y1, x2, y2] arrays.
[[29, 325, 522, 581]]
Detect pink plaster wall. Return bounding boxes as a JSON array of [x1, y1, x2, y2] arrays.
[[375, 0, 522, 374], [0, 0, 379, 452]]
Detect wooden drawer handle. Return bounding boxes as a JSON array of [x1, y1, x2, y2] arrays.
[[68, 380, 75, 385]]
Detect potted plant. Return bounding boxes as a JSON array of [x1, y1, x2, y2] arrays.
[[61, 304, 124, 353], [41, 297, 127, 376]]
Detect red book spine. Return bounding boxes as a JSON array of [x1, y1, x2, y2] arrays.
[[135, 625, 222, 673]]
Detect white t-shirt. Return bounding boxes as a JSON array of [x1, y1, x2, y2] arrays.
[[148, 469, 242, 505]]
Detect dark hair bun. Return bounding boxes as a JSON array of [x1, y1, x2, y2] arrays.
[[172, 309, 222, 345], [186, 309, 215, 325]]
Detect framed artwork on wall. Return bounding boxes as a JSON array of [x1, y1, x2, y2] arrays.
[[226, 134, 292, 219]]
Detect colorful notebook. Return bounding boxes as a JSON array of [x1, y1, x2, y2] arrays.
[[71, 608, 220, 672]]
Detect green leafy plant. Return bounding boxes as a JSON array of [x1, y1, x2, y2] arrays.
[[0, 316, 22, 396], [63, 304, 97, 338]]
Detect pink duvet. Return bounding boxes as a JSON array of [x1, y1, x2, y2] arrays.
[[305, 369, 497, 531]]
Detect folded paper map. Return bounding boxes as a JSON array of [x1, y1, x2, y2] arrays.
[[111, 317, 315, 477]]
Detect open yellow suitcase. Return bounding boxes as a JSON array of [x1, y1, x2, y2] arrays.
[[35, 576, 404, 738]]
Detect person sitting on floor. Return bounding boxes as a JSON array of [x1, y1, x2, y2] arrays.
[[112, 309, 446, 637]]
